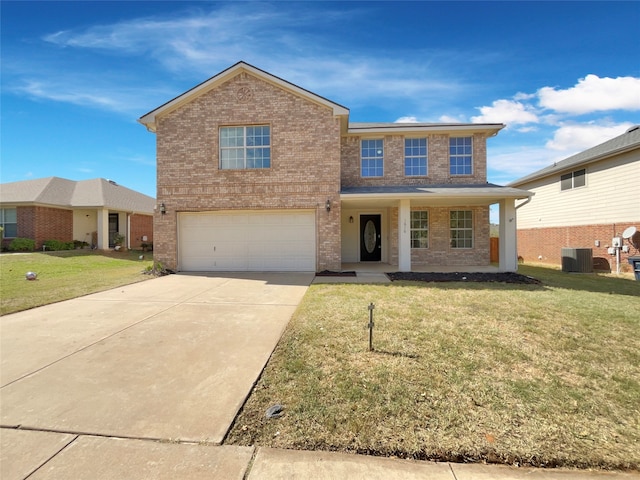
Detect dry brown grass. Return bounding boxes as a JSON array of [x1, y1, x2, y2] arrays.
[[226, 266, 640, 470]]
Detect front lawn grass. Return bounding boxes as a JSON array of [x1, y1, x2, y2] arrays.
[[226, 265, 640, 470], [0, 250, 154, 315]]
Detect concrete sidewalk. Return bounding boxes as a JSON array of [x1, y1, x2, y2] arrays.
[[2, 432, 636, 479], [1, 273, 637, 479]]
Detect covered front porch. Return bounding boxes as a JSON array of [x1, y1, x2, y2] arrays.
[[340, 184, 532, 273]]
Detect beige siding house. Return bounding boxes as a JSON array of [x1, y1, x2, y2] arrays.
[[508, 126, 640, 272], [139, 62, 531, 273]]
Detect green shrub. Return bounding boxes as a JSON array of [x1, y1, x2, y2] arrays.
[[113, 233, 125, 246], [43, 239, 75, 251], [73, 240, 89, 249], [9, 238, 36, 252]]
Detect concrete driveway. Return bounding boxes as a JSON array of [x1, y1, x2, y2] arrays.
[[1, 272, 312, 477]]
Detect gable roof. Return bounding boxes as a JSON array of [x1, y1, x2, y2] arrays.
[[508, 126, 640, 187], [138, 61, 350, 133], [0, 177, 155, 214]]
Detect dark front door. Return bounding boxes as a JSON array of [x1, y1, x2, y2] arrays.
[[360, 214, 381, 262], [108, 213, 119, 247]]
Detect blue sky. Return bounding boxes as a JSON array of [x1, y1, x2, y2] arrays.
[[2, 1, 640, 203]]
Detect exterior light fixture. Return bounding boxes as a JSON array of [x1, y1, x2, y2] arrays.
[[160, 202, 166, 215], [349, 216, 354, 223], [325, 199, 331, 212]]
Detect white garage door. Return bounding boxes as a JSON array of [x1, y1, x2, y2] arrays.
[[178, 211, 316, 272]]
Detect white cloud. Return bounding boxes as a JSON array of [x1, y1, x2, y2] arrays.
[[38, 4, 465, 109], [488, 147, 556, 183], [13, 78, 175, 117], [18, 80, 124, 111], [513, 92, 535, 101], [545, 122, 634, 152], [471, 99, 539, 126], [439, 114, 467, 123], [395, 116, 419, 123], [538, 75, 640, 114]]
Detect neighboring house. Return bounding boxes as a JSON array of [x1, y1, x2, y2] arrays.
[[508, 126, 640, 272], [139, 61, 531, 273], [0, 177, 155, 250]]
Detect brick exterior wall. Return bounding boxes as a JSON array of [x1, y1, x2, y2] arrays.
[[517, 222, 640, 273], [388, 206, 490, 266], [154, 72, 342, 271], [341, 132, 488, 187], [17, 206, 73, 249], [129, 214, 154, 249]]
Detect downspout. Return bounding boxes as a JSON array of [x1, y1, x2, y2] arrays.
[[127, 213, 131, 250], [513, 196, 533, 265], [515, 196, 532, 211]]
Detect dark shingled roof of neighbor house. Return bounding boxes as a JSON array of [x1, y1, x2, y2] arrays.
[[508, 126, 640, 187]]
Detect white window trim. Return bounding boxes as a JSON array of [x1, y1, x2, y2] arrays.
[[560, 168, 587, 192], [450, 210, 473, 249], [360, 138, 384, 178], [404, 137, 428, 177], [449, 136, 473, 176], [219, 125, 271, 170], [410, 210, 429, 249]]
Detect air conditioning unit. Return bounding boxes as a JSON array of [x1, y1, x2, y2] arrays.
[[561, 248, 593, 273]]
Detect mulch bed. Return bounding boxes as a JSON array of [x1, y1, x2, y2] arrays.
[[387, 271, 542, 284], [315, 270, 357, 277]]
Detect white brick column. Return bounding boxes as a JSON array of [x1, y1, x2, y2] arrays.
[[498, 199, 518, 272], [398, 199, 411, 272]]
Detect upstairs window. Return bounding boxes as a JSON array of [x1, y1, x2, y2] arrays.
[[405, 138, 428, 176], [361, 139, 384, 177], [450, 210, 473, 249], [220, 126, 270, 169], [560, 168, 586, 191], [0, 208, 17, 238], [410, 210, 429, 248], [449, 137, 472, 175]]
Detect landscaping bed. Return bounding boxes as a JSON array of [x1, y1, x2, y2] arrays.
[[387, 271, 541, 284]]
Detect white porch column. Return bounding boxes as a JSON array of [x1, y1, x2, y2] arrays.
[[498, 199, 518, 272], [398, 199, 411, 272], [96, 208, 109, 250]]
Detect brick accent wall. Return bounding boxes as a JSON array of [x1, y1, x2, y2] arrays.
[[17, 206, 73, 249], [517, 222, 640, 272], [154, 72, 342, 271], [341, 132, 488, 187], [388, 205, 490, 267], [129, 214, 153, 249]]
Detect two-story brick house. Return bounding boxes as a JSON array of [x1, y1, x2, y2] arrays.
[[139, 62, 531, 273]]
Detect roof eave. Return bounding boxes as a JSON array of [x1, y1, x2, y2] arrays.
[[347, 123, 505, 136], [340, 190, 533, 201]]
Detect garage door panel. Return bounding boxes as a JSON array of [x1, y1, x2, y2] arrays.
[[179, 211, 316, 272]]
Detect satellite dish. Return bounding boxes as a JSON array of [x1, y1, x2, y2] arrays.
[[622, 226, 637, 239]]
